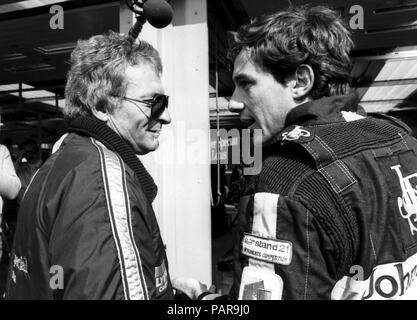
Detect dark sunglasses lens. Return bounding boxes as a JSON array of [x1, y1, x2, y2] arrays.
[[151, 95, 168, 118]]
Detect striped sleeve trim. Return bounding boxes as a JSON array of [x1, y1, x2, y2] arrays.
[[249, 192, 279, 272], [92, 138, 149, 300]]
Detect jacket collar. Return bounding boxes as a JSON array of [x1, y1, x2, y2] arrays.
[[284, 92, 364, 127], [68, 116, 158, 203]]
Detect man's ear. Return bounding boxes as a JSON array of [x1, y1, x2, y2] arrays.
[[91, 108, 109, 122], [291, 64, 314, 100]]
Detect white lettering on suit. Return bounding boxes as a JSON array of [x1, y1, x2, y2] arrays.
[[331, 252, 417, 300], [391, 165, 417, 235]]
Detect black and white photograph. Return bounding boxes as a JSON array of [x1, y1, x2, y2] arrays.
[[0, 0, 416, 309]]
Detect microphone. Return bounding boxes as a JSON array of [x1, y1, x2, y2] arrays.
[[143, 0, 173, 29], [126, 0, 173, 39]]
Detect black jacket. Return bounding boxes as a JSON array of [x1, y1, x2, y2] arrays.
[[5, 117, 173, 300]]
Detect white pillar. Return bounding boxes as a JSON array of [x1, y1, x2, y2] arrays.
[[120, 0, 211, 285]]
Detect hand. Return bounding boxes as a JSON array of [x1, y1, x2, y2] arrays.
[[172, 277, 210, 300]]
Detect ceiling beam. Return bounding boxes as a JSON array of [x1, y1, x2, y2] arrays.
[[0, 100, 62, 115], [360, 98, 417, 104], [3, 117, 65, 127], [390, 107, 417, 112], [352, 50, 417, 61], [354, 78, 417, 88]]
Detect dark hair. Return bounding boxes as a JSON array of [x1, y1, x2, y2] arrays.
[[229, 5, 354, 99], [65, 31, 162, 119]]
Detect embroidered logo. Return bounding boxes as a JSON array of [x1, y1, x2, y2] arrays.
[[391, 165, 417, 235], [242, 234, 292, 266], [282, 126, 311, 141], [155, 260, 168, 296], [239, 266, 284, 300], [13, 254, 28, 275]]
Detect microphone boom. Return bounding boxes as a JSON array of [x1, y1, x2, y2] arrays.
[[126, 0, 173, 39]]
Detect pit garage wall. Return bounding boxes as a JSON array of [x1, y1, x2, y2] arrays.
[[120, 0, 212, 285]]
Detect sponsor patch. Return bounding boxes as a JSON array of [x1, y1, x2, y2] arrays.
[[239, 266, 283, 300], [280, 125, 313, 142], [13, 254, 28, 275], [155, 260, 168, 297], [242, 233, 292, 266], [331, 251, 417, 300]]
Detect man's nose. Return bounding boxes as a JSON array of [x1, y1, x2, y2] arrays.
[[158, 107, 171, 125], [228, 95, 245, 113]]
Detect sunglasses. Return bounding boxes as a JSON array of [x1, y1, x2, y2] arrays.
[[122, 94, 169, 119]]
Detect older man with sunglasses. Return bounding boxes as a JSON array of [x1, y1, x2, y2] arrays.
[[5, 31, 172, 300]]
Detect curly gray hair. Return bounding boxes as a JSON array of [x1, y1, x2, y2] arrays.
[[64, 31, 162, 119]]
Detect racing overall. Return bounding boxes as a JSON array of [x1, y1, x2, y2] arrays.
[[232, 94, 417, 300]]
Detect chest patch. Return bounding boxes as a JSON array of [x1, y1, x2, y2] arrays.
[[155, 260, 168, 296], [239, 266, 283, 300], [242, 233, 292, 266], [280, 125, 313, 142]]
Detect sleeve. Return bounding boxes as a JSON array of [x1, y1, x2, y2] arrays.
[[0, 145, 21, 200], [46, 151, 151, 300], [234, 192, 339, 300], [46, 161, 126, 300], [6, 148, 144, 300]]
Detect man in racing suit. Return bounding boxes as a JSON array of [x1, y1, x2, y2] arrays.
[[5, 31, 173, 299], [174, 5, 417, 300], [225, 5, 417, 300], [230, 94, 417, 300]]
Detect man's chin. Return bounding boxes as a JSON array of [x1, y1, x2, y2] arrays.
[[133, 141, 159, 155]]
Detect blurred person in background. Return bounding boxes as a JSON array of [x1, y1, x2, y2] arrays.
[[15, 139, 43, 204], [0, 144, 21, 264]]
